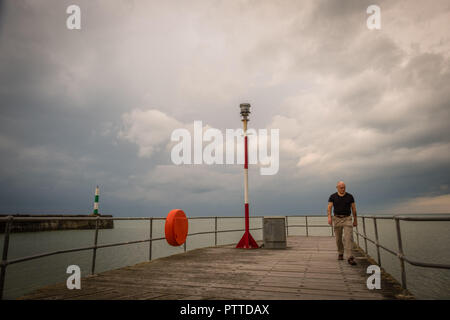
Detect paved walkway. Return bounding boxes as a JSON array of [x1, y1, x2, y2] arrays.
[[19, 236, 410, 300]]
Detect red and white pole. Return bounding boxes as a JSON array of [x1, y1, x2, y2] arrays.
[[236, 103, 259, 249]]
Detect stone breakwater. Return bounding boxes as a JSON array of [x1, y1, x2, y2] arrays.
[[0, 215, 114, 233]]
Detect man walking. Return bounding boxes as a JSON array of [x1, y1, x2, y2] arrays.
[[327, 181, 358, 265]]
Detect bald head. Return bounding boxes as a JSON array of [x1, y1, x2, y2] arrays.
[[336, 181, 346, 195]]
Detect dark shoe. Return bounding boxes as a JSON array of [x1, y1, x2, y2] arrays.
[[338, 254, 344, 260], [348, 257, 357, 265]]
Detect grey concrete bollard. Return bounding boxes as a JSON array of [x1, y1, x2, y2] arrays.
[[263, 217, 287, 249]]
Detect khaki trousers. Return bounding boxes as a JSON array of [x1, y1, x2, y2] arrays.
[[333, 216, 354, 259]]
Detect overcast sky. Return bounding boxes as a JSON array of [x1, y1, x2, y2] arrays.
[[0, 0, 449, 217]]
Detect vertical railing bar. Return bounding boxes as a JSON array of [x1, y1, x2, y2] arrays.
[[330, 216, 334, 237], [286, 216, 289, 237], [373, 217, 381, 266], [0, 216, 13, 300], [261, 216, 264, 244], [184, 216, 187, 252], [214, 217, 218, 246], [356, 223, 360, 247], [305, 216, 309, 237], [395, 218, 407, 290], [149, 218, 153, 261], [91, 216, 100, 275], [362, 216, 368, 254]]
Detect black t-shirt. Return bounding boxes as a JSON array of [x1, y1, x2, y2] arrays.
[[328, 192, 355, 216]]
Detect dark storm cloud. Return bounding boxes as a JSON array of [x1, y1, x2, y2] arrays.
[[0, 1, 164, 215], [0, 0, 449, 216]]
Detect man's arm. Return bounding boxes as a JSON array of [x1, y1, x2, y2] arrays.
[[327, 202, 333, 225], [351, 202, 357, 226]]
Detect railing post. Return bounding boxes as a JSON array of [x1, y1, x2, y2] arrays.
[[373, 217, 381, 266], [262, 217, 264, 240], [91, 216, 100, 275], [214, 217, 218, 246], [285, 216, 289, 237], [356, 223, 360, 247], [330, 216, 334, 236], [149, 218, 153, 261], [362, 216, 368, 254], [305, 216, 309, 237], [395, 217, 407, 290], [0, 216, 13, 300], [184, 218, 187, 253]]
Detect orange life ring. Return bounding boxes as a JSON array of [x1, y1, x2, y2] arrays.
[[165, 209, 188, 246]]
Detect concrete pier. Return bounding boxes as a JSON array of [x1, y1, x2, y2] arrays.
[[0, 215, 114, 233]]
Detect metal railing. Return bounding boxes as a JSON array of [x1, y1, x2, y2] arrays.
[[353, 214, 450, 290], [284, 215, 334, 237]]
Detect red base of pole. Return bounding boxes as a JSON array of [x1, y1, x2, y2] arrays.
[[236, 231, 259, 249], [236, 203, 259, 249]]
